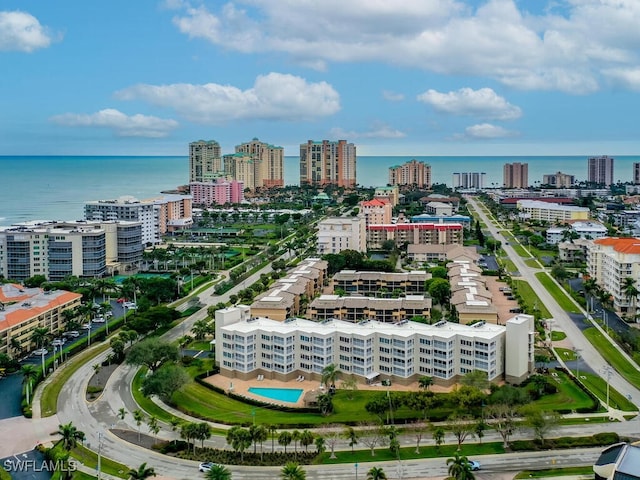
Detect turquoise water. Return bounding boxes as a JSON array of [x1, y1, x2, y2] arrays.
[[3, 154, 640, 225], [112, 273, 171, 284], [248, 387, 303, 403]]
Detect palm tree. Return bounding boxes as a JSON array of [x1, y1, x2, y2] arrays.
[[343, 426, 358, 453], [299, 430, 314, 452], [31, 327, 50, 349], [133, 409, 145, 441], [57, 422, 85, 451], [21, 364, 38, 404], [321, 364, 340, 389], [622, 277, 639, 319], [278, 430, 292, 454], [446, 452, 475, 480], [206, 464, 232, 480], [128, 462, 156, 480], [280, 462, 306, 480], [418, 376, 433, 390], [367, 466, 388, 480]]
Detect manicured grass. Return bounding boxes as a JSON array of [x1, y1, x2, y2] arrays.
[[535, 273, 581, 314], [512, 280, 552, 318], [514, 466, 593, 479], [581, 327, 640, 388], [70, 444, 129, 479], [558, 416, 614, 426], [551, 331, 567, 341], [500, 257, 518, 274], [186, 340, 213, 351], [317, 441, 505, 465], [532, 370, 597, 412], [40, 343, 111, 417], [0, 466, 11, 480], [525, 258, 540, 268], [573, 371, 636, 412]]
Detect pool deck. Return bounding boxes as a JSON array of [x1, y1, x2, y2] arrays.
[[203, 374, 453, 408]]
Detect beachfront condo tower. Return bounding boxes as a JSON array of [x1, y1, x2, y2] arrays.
[[235, 138, 284, 189], [588, 155, 614, 186], [388, 159, 432, 189], [189, 140, 222, 182], [300, 140, 356, 188], [503, 162, 529, 188]]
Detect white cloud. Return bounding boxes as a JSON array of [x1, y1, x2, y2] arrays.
[[168, 0, 640, 94], [0, 11, 54, 52], [50, 109, 179, 138], [453, 123, 518, 140], [382, 90, 405, 102], [114, 73, 340, 124], [602, 68, 640, 91], [329, 124, 406, 139], [417, 87, 522, 120]]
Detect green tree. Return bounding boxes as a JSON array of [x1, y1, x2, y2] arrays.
[[367, 466, 388, 480], [226, 426, 251, 461], [428, 278, 451, 307], [448, 414, 475, 451], [147, 416, 160, 439], [205, 465, 232, 480], [57, 422, 85, 451], [133, 409, 145, 441], [321, 363, 340, 388], [280, 462, 306, 480], [317, 393, 334, 416], [300, 430, 314, 452], [31, 327, 50, 349], [343, 426, 359, 453], [278, 430, 293, 454], [460, 370, 490, 390], [21, 364, 38, 404], [141, 364, 190, 402], [522, 408, 561, 445], [191, 319, 213, 340], [126, 338, 179, 372], [432, 426, 445, 450], [623, 277, 639, 318], [446, 452, 476, 480], [418, 375, 433, 390], [127, 463, 156, 480]]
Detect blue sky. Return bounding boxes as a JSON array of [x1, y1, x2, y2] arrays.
[[3, 0, 640, 156]]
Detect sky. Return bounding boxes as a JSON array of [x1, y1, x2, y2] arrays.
[[2, 0, 640, 157]]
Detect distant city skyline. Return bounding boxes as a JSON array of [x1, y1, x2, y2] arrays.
[[3, 2, 640, 156]]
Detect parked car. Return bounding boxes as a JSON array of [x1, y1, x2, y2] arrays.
[[123, 302, 137, 309], [509, 308, 523, 313], [63, 331, 80, 338], [198, 462, 216, 472], [33, 348, 48, 356], [81, 323, 92, 330], [507, 295, 516, 300], [52, 338, 66, 346], [92, 317, 106, 323]]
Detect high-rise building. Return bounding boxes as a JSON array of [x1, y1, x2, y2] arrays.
[[189, 140, 222, 182], [388, 159, 431, 189], [452, 172, 486, 189], [190, 178, 245, 206], [542, 171, 575, 188], [633, 163, 640, 184], [503, 162, 528, 188], [300, 140, 356, 188], [224, 153, 256, 190], [235, 138, 284, 189], [587, 155, 614, 186], [316, 216, 366, 254]]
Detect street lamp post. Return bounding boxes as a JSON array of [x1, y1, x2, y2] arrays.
[[354, 463, 358, 480], [97, 432, 103, 480], [574, 348, 581, 380], [40, 350, 46, 377], [603, 365, 613, 409]]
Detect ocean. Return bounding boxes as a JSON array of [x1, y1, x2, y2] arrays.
[[2, 155, 639, 225]]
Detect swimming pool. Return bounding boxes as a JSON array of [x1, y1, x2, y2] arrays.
[[248, 387, 303, 403]]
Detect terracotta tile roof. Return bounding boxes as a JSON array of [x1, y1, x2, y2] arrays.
[[0, 287, 82, 332], [594, 237, 640, 254], [361, 199, 388, 207]]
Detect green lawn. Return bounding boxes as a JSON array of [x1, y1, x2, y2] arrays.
[[40, 343, 111, 417], [532, 370, 598, 412], [186, 340, 213, 351], [551, 331, 567, 341], [512, 280, 552, 318], [525, 258, 540, 268], [574, 371, 636, 412], [514, 466, 593, 479], [70, 444, 129, 479], [535, 273, 581, 313], [582, 327, 640, 387], [317, 441, 505, 465]]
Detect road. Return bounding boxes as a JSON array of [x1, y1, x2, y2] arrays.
[[466, 196, 640, 406], [20, 239, 640, 479]]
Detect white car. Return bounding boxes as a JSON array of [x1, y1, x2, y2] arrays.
[[52, 339, 66, 346], [33, 348, 48, 356], [81, 323, 92, 330], [92, 317, 106, 323], [63, 331, 80, 338], [198, 462, 216, 472], [123, 302, 137, 309], [467, 460, 481, 471]]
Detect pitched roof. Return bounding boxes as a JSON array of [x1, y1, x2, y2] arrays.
[[594, 237, 640, 254]]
